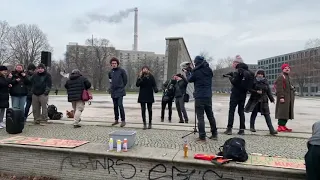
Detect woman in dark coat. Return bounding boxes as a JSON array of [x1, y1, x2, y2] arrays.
[[136, 66, 158, 130], [0, 65, 10, 129], [244, 69, 277, 135]]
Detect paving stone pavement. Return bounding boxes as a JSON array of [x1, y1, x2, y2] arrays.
[[0, 124, 308, 159]]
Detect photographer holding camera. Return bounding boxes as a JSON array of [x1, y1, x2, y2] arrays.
[[223, 55, 254, 135], [184, 56, 218, 141]]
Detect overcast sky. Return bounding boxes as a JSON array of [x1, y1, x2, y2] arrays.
[[1, 0, 320, 64]]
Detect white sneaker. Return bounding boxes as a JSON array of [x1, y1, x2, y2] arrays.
[[0, 122, 5, 128], [0, 124, 3, 129]]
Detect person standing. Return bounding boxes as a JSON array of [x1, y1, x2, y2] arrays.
[[305, 121, 320, 180], [224, 55, 254, 135], [185, 55, 218, 141], [275, 63, 295, 132], [24, 63, 36, 122], [65, 69, 91, 128], [30, 63, 52, 124], [136, 66, 158, 129], [0, 66, 10, 129], [8, 64, 29, 114], [173, 73, 189, 123], [108, 57, 128, 127], [160, 79, 175, 123], [244, 69, 277, 135]]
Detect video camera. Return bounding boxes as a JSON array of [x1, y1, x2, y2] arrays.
[[222, 72, 234, 78], [180, 62, 193, 72]]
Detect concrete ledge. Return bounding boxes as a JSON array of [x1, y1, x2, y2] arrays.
[[0, 142, 305, 180]]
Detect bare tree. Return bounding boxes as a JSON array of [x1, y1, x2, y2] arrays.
[[65, 45, 92, 76], [0, 21, 11, 64], [124, 59, 138, 90], [6, 24, 51, 66], [212, 57, 234, 92], [50, 60, 65, 89], [305, 38, 320, 49], [85, 37, 115, 90]]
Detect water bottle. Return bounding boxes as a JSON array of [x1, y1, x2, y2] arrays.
[[116, 140, 121, 152], [108, 138, 113, 151], [123, 138, 128, 152]]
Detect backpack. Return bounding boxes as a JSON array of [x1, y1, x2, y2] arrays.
[[47, 105, 63, 120], [218, 137, 248, 162], [162, 80, 175, 102], [273, 74, 286, 94]]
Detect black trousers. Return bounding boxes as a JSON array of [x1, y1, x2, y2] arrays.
[[24, 98, 32, 121], [305, 143, 320, 180], [161, 100, 172, 120], [227, 96, 246, 130], [195, 98, 217, 139], [250, 103, 275, 132], [140, 103, 152, 124], [112, 97, 125, 121]]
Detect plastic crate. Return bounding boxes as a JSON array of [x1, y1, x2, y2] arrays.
[[109, 130, 136, 149]]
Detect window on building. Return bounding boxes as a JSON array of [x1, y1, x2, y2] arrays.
[[289, 55, 292, 60], [303, 87, 308, 93], [285, 56, 288, 60], [272, 59, 274, 63], [281, 57, 284, 61]]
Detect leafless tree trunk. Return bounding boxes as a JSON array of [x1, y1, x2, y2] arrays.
[[6, 24, 51, 66]]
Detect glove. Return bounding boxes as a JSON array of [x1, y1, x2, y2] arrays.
[[44, 91, 49, 96]]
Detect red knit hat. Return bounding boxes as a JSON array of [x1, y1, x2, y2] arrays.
[[281, 63, 290, 70]]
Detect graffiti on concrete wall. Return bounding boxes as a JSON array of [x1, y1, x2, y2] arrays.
[[60, 156, 244, 180]]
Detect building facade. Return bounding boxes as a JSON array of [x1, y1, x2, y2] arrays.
[[257, 47, 320, 95]]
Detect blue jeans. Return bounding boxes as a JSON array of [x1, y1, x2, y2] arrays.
[[11, 96, 27, 115], [112, 97, 125, 121]]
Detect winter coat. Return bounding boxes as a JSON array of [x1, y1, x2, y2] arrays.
[[186, 61, 213, 99], [275, 73, 295, 120], [136, 74, 158, 103], [229, 63, 254, 100], [0, 75, 9, 108], [108, 67, 127, 98], [30, 71, 52, 96], [9, 70, 30, 97], [174, 76, 188, 98], [65, 73, 91, 102], [245, 78, 274, 115]]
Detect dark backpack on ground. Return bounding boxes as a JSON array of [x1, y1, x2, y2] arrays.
[[47, 105, 63, 120], [217, 137, 248, 162]]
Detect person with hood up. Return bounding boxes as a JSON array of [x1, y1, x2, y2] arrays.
[[0, 65, 10, 129], [24, 63, 37, 121], [8, 64, 30, 114], [244, 69, 277, 135], [185, 55, 218, 141], [108, 57, 128, 127], [224, 55, 254, 135], [305, 121, 320, 180], [65, 69, 91, 128], [30, 63, 52, 124], [275, 63, 295, 132]]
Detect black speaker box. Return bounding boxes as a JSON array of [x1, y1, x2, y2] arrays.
[[41, 51, 52, 67], [6, 108, 24, 134]]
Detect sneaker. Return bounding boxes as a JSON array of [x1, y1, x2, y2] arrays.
[[111, 120, 119, 126], [283, 126, 292, 132], [224, 128, 232, 135], [160, 118, 164, 122], [143, 124, 147, 130], [196, 137, 206, 142], [277, 126, 285, 132], [237, 130, 245, 135], [0, 124, 3, 129], [74, 125, 81, 128], [178, 121, 184, 123], [209, 133, 218, 140], [120, 121, 126, 127], [0, 122, 6, 128], [270, 130, 278, 135], [148, 123, 152, 129], [250, 128, 256, 132]]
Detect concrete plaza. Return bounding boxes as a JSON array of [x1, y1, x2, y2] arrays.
[[29, 94, 318, 134]]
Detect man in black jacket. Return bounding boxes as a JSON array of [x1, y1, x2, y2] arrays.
[[8, 64, 30, 115], [173, 74, 189, 123], [24, 63, 36, 121], [30, 63, 52, 124], [224, 55, 254, 135], [65, 69, 91, 128], [185, 56, 218, 141], [108, 57, 128, 127]]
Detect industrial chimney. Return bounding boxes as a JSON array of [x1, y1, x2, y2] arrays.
[[133, 7, 138, 51]]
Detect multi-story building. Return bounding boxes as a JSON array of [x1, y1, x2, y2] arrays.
[[257, 47, 320, 95]]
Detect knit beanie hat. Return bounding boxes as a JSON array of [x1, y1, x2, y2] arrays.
[[27, 63, 36, 71], [281, 63, 290, 70], [37, 63, 46, 69], [0, 65, 8, 71], [234, 55, 243, 63], [194, 56, 205, 65]]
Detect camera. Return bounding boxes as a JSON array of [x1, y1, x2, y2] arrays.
[[222, 72, 234, 78]]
